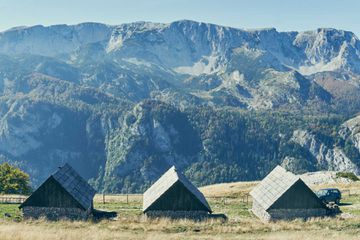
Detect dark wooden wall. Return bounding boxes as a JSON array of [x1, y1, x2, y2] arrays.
[[21, 176, 84, 210], [145, 181, 209, 212], [270, 180, 325, 209]]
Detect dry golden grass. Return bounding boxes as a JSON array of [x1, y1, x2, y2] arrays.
[[2, 180, 360, 239], [200, 180, 360, 197], [1, 216, 360, 240], [93, 194, 142, 203], [200, 181, 258, 198]]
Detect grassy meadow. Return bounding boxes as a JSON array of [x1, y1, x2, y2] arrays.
[[1, 181, 360, 239]]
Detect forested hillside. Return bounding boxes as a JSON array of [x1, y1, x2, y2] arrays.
[[0, 20, 360, 192]]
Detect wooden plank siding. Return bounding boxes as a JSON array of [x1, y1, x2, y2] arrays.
[[269, 180, 325, 210], [20, 176, 84, 210], [144, 181, 209, 212]]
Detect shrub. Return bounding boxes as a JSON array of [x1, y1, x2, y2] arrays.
[[336, 172, 359, 181], [0, 162, 32, 194]]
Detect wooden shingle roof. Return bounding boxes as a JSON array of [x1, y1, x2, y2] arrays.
[[143, 166, 212, 213], [250, 166, 299, 210], [52, 163, 96, 210]]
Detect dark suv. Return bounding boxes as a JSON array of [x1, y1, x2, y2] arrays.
[[316, 188, 342, 204]]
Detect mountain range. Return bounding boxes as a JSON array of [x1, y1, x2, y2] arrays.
[[1, 20, 360, 192]]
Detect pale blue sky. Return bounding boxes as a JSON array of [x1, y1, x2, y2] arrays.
[[0, 0, 359, 36]]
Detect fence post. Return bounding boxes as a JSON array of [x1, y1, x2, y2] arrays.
[[103, 193, 105, 204]]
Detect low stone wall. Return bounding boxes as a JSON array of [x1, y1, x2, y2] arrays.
[[144, 211, 210, 220], [268, 208, 327, 221], [251, 200, 271, 221], [252, 200, 328, 221], [22, 206, 91, 221]]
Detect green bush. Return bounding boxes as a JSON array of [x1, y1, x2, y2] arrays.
[[336, 172, 359, 181], [0, 162, 32, 194]]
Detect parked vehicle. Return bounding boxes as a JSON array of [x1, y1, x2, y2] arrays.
[[316, 188, 342, 204]]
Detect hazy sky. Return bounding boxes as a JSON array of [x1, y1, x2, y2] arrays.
[[0, 0, 359, 36]]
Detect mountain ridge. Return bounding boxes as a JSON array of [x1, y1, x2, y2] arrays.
[[1, 20, 360, 192]]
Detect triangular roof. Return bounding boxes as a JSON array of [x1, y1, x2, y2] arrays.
[[250, 166, 309, 210], [143, 166, 212, 213], [21, 163, 96, 210]]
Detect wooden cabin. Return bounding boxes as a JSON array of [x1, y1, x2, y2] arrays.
[[19, 163, 96, 220], [250, 165, 328, 221], [143, 166, 212, 219]]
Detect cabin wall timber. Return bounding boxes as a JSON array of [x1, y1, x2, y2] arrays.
[[21, 176, 84, 209], [144, 181, 209, 212], [269, 180, 325, 210]]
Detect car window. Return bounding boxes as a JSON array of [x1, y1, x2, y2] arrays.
[[317, 190, 327, 195]]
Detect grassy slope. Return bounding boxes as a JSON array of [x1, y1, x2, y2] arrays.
[[1, 181, 360, 239]]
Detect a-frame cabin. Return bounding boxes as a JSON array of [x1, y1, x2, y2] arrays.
[[20, 163, 95, 220], [250, 166, 328, 221], [143, 166, 212, 218]]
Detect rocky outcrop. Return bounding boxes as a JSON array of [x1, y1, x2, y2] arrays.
[[290, 130, 359, 173], [339, 115, 360, 152], [101, 101, 200, 192], [1, 21, 360, 110]]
